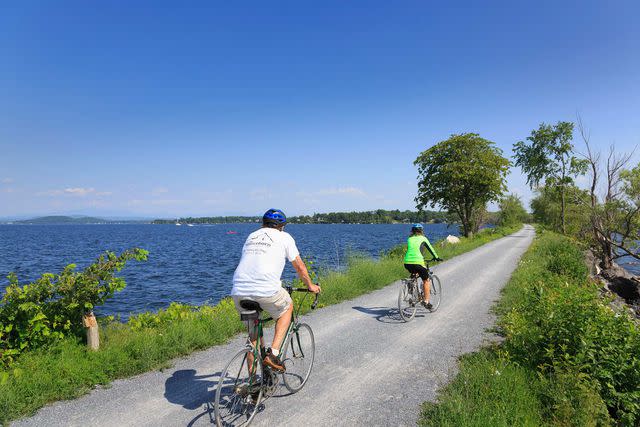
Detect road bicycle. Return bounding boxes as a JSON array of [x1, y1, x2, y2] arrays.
[[398, 260, 442, 322], [214, 286, 319, 426]]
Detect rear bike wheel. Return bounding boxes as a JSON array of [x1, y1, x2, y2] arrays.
[[281, 323, 315, 393], [214, 348, 263, 427], [398, 279, 418, 322], [428, 274, 442, 312]]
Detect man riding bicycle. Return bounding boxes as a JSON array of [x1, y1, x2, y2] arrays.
[[403, 223, 442, 309], [231, 208, 321, 372]]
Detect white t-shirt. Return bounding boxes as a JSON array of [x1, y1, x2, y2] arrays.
[[231, 227, 300, 297]]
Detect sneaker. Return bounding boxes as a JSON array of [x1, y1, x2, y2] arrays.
[[263, 348, 286, 372], [422, 301, 433, 310]]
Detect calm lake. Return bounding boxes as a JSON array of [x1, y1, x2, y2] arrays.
[[0, 223, 456, 318]]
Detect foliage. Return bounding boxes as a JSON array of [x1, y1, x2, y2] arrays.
[[414, 133, 510, 237], [421, 231, 639, 426], [497, 194, 529, 227], [153, 209, 450, 225], [513, 121, 587, 234], [499, 232, 640, 424], [0, 249, 148, 367], [530, 184, 591, 237], [421, 349, 544, 427]]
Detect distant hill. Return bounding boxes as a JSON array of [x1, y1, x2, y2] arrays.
[[12, 216, 147, 224]]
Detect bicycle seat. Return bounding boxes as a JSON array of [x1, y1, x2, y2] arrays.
[[239, 299, 262, 321], [239, 300, 262, 311]]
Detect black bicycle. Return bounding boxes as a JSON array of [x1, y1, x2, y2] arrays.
[[214, 286, 319, 426], [398, 260, 442, 322]]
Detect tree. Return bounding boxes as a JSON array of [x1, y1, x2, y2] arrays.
[[414, 133, 510, 237], [576, 119, 639, 269], [497, 194, 528, 227], [513, 121, 586, 234]]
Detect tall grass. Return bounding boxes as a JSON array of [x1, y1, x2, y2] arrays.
[[420, 229, 640, 427], [0, 225, 521, 424]]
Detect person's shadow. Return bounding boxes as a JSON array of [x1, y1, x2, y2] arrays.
[[352, 306, 425, 323], [164, 369, 219, 411]]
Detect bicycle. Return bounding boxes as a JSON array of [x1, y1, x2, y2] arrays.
[[398, 259, 442, 322], [214, 286, 319, 426]]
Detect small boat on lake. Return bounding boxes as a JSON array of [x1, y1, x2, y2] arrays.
[[226, 231, 238, 235]]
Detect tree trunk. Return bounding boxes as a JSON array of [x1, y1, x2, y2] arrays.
[[561, 185, 566, 234], [83, 312, 100, 351]]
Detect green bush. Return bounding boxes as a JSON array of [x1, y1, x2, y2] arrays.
[[500, 232, 640, 425], [538, 370, 611, 427], [0, 249, 148, 367]]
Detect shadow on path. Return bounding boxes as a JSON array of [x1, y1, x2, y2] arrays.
[[352, 306, 425, 323], [164, 369, 219, 410]]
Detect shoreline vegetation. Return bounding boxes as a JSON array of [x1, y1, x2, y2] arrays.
[[1, 209, 457, 225], [0, 225, 519, 424], [420, 228, 640, 426], [153, 209, 454, 225]]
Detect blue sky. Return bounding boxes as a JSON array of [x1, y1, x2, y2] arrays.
[[1, 1, 639, 218]]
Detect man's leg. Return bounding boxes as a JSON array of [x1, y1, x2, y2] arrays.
[[271, 302, 293, 354]]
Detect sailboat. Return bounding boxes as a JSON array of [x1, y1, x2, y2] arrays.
[[175, 218, 182, 226]]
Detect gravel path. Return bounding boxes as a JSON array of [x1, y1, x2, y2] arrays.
[[13, 225, 535, 427]]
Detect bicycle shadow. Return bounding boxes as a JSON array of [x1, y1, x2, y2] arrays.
[[352, 305, 426, 323], [164, 369, 219, 410]]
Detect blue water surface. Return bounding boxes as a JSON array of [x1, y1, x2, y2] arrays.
[[0, 223, 456, 318]]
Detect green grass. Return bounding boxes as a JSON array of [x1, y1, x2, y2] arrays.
[[420, 229, 640, 427], [0, 225, 521, 424]]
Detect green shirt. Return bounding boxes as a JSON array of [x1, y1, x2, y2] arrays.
[[403, 235, 438, 265]]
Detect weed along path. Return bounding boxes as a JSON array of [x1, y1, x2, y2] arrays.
[[13, 225, 535, 427]]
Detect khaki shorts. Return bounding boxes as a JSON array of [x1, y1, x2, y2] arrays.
[[232, 287, 292, 320]]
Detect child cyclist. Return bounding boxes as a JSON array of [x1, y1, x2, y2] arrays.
[[403, 223, 442, 309]]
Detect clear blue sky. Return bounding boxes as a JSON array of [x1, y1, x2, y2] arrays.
[[1, 1, 639, 218]]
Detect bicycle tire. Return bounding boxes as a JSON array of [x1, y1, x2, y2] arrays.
[[398, 280, 418, 322], [429, 274, 442, 312], [281, 323, 315, 393], [214, 348, 263, 427]]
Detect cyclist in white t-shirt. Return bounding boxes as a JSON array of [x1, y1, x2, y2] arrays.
[[231, 208, 321, 372]]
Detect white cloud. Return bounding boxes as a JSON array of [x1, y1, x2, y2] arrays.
[[37, 187, 112, 197], [316, 187, 367, 197], [151, 187, 169, 195], [250, 188, 273, 201], [64, 187, 95, 196], [1, 178, 13, 184]]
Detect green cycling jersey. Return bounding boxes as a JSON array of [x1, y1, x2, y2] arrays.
[[403, 234, 438, 266]]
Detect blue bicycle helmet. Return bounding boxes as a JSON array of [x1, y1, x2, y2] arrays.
[[263, 208, 287, 225], [411, 223, 424, 230]]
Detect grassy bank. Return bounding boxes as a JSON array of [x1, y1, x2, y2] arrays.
[[0, 225, 520, 424], [420, 230, 640, 426]]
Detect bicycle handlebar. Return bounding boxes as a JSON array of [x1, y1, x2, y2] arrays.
[[285, 285, 320, 309]]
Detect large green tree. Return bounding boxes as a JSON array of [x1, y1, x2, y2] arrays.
[[497, 194, 529, 227], [513, 121, 586, 234], [414, 133, 510, 237]]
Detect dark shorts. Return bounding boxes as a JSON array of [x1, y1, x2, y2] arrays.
[[404, 263, 429, 281]]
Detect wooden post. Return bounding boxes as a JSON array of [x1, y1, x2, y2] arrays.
[[83, 312, 100, 351]]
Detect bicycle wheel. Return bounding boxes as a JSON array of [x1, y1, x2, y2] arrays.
[[214, 348, 263, 427], [428, 274, 442, 312], [281, 323, 315, 393], [398, 280, 417, 322]]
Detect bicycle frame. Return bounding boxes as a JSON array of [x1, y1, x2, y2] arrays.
[[243, 287, 317, 381]]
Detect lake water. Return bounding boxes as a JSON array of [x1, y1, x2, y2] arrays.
[[0, 223, 456, 318]]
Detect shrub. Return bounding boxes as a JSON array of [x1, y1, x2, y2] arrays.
[[0, 249, 148, 367]]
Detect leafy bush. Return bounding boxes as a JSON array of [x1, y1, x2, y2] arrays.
[[500, 232, 640, 425], [0, 249, 148, 367]]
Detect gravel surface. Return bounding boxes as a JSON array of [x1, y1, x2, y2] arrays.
[[12, 225, 535, 427]]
